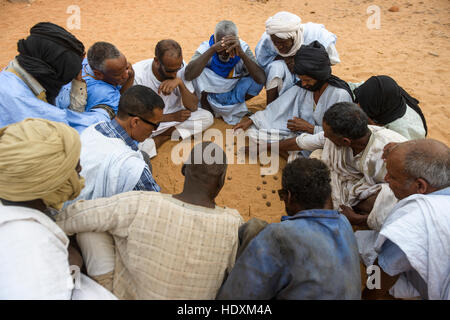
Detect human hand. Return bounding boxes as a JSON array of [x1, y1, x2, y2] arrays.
[[287, 117, 314, 133], [212, 39, 229, 54], [233, 118, 253, 132], [173, 110, 192, 122], [339, 205, 365, 225], [159, 78, 182, 95], [221, 35, 243, 58]]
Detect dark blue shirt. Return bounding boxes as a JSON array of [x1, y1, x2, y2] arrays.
[[217, 209, 361, 300]]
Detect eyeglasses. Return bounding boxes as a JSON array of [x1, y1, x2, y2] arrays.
[[160, 61, 185, 74], [277, 188, 288, 201], [128, 113, 160, 129]]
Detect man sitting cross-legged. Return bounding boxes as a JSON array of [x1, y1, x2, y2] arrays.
[[185, 20, 266, 125], [217, 158, 361, 300], [255, 11, 340, 105], [133, 39, 213, 158], [234, 41, 353, 159], [57, 142, 244, 299], [270, 102, 407, 230]]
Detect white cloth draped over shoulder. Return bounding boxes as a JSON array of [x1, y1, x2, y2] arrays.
[[296, 126, 408, 230], [356, 188, 450, 300], [0, 203, 116, 299], [247, 84, 352, 143], [376, 190, 450, 300], [256, 22, 340, 94], [76, 123, 145, 201]]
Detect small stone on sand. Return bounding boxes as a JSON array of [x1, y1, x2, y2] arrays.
[[272, 190, 276, 194], [273, 176, 278, 180], [262, 181, 267, 185], [266, 201, 271, 207], [227, 176, 232, 181], [262, 194, 267, 199], [257, 186, 261, 190], [389, 6, 400, 12]]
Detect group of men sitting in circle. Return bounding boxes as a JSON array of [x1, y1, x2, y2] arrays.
[[0, 11, 448, 300]]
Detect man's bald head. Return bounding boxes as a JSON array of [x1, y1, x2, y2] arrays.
[[402, 139, 449, 187], [183, 142, 227, 190], [385, 139, 450, 199], [155, 39, 182, 61]]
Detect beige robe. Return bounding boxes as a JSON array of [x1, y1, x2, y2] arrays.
[[57, 191, 244, 300], [296, 125, 407, 230]]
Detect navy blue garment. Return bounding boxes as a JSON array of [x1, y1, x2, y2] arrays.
[[217, 209, 361, 300]]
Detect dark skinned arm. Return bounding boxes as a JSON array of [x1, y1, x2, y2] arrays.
[[184, 42, 226, 81], [362, 259, 400, 300], [159, 78, 198, 111], [266, 87, 279, 105], [178, 80, 198, 111], [161, 110, 192, 122], [221, 35, 266, 85], [340, 205, 369, 229]]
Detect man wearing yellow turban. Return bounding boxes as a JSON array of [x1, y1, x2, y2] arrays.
[[0, 118, 115, 299]]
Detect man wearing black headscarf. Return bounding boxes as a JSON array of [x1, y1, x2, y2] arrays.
[[233, 41, 353, 159], [15, 22, 85, 105], [354, 75, 427, 140], [286, 40, 354, 134], [0, 22, 111, 132]]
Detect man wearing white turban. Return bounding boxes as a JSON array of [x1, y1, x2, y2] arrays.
[[0, 119, 115, 299], [255, 11, 340, 104]]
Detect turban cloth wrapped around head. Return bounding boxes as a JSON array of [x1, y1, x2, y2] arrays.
[[0, 118, 85, 210], [294, 41, 354, 99], [294, 41, 331, 81], [354, 75, 427, 134], [265, 11, 304, 57], [16, 22, 85, 105]]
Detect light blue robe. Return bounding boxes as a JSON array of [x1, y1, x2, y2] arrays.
[[56, 58, 121, 113], [0, 70, 109, 133]]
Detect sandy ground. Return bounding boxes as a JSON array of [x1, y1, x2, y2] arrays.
[[0, 0, 449, 298], [1, 0, 449, 223]]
